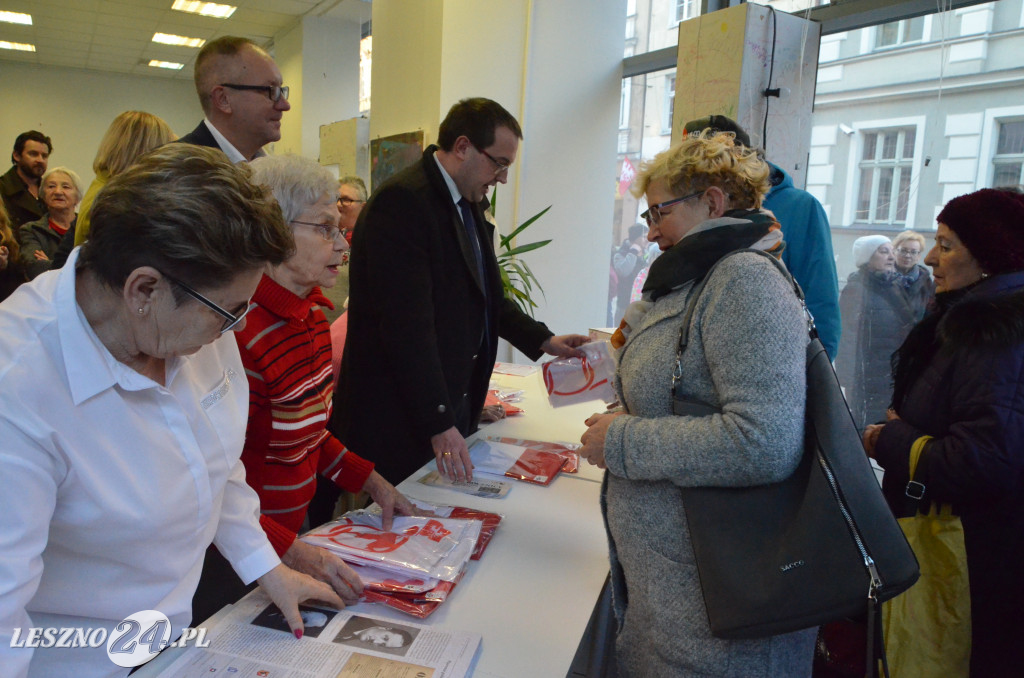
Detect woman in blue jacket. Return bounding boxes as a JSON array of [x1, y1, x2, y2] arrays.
[[864, 188, 1024, 676]]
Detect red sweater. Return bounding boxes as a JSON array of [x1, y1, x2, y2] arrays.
[[235, 275, 374, 555]]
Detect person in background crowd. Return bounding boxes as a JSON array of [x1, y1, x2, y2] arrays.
[[863, 188, 1024, 676], [612, 223, 648, 322], [192, 154, 416, 625], [17, 167, 82, 280], [579, 130, 813, 677], [683, 115, 841, 359], [337, 175, 367, 247], [836, 235, 917, 431], [178, 36, 290, 162], [0, 144, 343, 677], [335, 97, 588, 485], [74, 111, 176, 247], [0, 202, 24, 303], [0, 131, 51, 230], [892, 229, 935, 321]]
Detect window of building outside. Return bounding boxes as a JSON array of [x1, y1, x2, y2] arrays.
[[875, 16, 925, 49], [675, 0, 697, 24], [359, 32, 372, 114], [607, 0, 1022, 368], [855, 128, 916, 225], [607, 0, 1024, 442], [993, 120, 1024, 187]]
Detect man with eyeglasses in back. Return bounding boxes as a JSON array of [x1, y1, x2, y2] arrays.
[[332, 98, 588, 487], [178, 36, 290, 162]]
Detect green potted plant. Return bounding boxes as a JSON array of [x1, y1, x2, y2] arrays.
[[488, 189, 551, 317]]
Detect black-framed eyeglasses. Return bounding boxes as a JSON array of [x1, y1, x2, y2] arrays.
[[640, 191, 704, 226], [337, 197, 364, 207], [474, 146, 511, 176], [292, 219, 344, 243], [895, 247, 921, 256], [163, 272, 252, 334], [219, 83, 289, 103]]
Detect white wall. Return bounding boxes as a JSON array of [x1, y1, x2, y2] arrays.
[[371, 0, 624, 355], [0, 62, 199, 189]]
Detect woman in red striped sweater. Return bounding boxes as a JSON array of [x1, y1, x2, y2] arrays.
[[192, 155, 415, 623]]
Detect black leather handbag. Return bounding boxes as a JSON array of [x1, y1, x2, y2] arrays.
[[671, 250, 919, 652]]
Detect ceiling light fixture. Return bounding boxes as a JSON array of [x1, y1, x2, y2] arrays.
[[0, 40, 35, 52], [0, 10, 32, 25], [149, 59, 185, 70], [171, 1, 236, 19], [152, 32, 206, 48]]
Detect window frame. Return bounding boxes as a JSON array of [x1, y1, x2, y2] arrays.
[[844, 116, 926, 229], [977, 105, 1024, 188]]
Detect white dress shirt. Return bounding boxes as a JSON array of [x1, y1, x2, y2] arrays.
[[203, 119, 266, 164], [0, 250, 280, 677]]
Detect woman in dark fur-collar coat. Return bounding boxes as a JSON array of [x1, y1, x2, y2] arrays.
[[864, 188, 1024, 676]]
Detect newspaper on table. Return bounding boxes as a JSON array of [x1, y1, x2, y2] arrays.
[[300, 512, 481, 582], [157, 590, 480, 678], [468, 439, 567, 486]]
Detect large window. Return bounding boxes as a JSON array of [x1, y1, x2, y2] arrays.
[[875, 17, 924, 48], [993, 120, 1024, 187], [855, 128, 916, 225], [675, 0, 697, 24]]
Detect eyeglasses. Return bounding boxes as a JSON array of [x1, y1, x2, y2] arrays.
[[163, 272, 252, 334], [895, 247, 921, 256], [640, 191, 704, 226], [292, 219, 344, 243], [337, 197, 364, 207], [474, 146, 511, 176], [219, 83, 289, 103]]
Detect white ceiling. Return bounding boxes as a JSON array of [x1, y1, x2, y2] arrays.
[[0, 0, 371, 79]]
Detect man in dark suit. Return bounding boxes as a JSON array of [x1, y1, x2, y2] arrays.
[[178, 36, 290, 162], [334, 98, 587, 485]]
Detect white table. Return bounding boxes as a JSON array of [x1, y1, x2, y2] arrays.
[[140, 370, 612, 678]]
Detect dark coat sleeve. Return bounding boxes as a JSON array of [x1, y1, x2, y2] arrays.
[[875, 346, 1024, 510]]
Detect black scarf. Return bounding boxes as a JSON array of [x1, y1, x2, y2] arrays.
[[889, 282, 978, 411], [642, 209, 780, 302]]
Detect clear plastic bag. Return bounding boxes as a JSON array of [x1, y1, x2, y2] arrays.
[[541, 340, 617, 407]]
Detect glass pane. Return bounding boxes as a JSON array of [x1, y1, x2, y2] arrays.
[[881, 132, 898, 160], [857, 169, 874, 220], [993, 162, 1022, 188], [896, 170, 911, 222], [997, 121, 1024, 155], [877, 22, 897, 47], [904, 17, 924, 42], [875, 168, 894, 222], [861, 133, 877, 161], [902, 128, 916, 159]]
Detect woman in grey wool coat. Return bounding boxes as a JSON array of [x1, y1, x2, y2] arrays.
[[580, 130, 815, 677]]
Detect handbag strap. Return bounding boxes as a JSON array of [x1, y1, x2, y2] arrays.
[[672, 249, 817, 398]]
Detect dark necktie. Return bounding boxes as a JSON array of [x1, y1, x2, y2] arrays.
[[458, 197, 490, 349], [458, 198, 488, 294]]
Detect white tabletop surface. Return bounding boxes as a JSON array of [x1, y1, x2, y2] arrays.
[[140, 370, 611, 678]]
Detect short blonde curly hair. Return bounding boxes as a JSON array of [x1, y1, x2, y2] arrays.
[[632, 130, 770, 209]]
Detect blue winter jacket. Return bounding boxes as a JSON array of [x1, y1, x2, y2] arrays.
[[765, 164, 841, 358]]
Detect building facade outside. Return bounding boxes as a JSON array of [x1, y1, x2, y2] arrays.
[[609, 0, 1024, 323]]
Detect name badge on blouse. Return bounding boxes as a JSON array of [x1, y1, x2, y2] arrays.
[[201, 368, 237, 411]]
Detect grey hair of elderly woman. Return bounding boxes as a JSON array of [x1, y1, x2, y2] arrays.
[[40, 166, 84, 205], [249, 154, 338, 223], [78, 143, 295, 295]]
